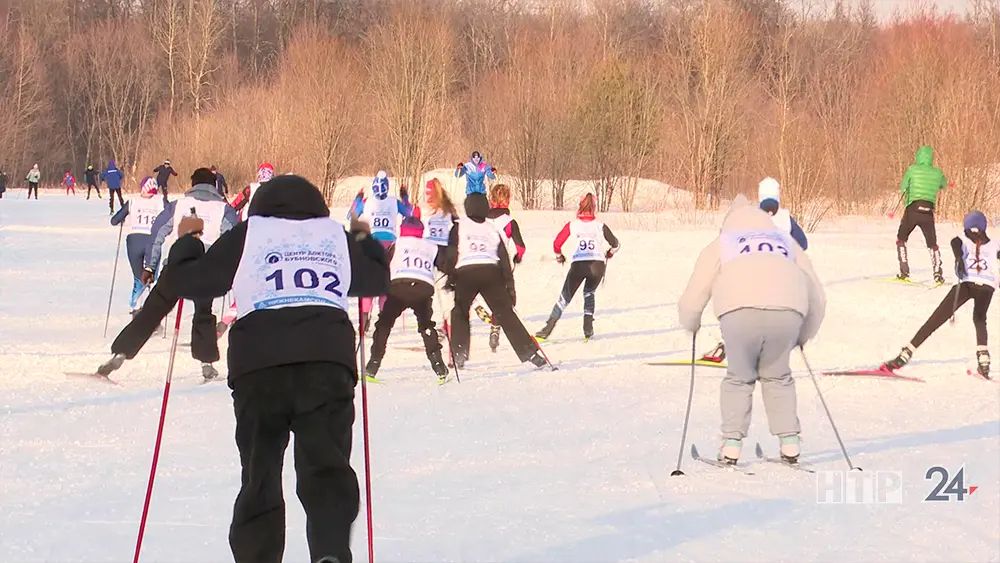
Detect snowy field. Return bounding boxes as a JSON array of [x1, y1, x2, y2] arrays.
[[1, 195, 998, 563]]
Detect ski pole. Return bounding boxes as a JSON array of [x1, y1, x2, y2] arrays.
[[887, 191, 906, 220], [670, 332, 698, 476], [512, 306, 557, 370], [103, 222, 125, 338], [949, 283, 963, 325], [357, 299, 375, 563], [433, 287, 460, 383], [133, 299, 184, 563], [799, 346, 861, 471]]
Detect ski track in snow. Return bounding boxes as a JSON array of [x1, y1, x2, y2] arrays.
[[1, 196, 998, 562]]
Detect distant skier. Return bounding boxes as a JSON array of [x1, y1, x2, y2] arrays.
[[25, 164, 40, 199], [444, 192, 547, 369], [702, 177, 809, 363], [84, 164, 101, 199], [346, 171, 412, 329], [677, 194, 826, 465], [535, 193, 620, 342], [0, 167, 6, 199], [884, 210, 997, 378], [210, 164, 228, 196], [895, 145, 948, 285], [96, 168, 238, 382], [153, 159, 178, 204], [454, 151, 496, 195], [62, 172, 76, 195], [110, 177, 165, 314], [477, 184, 528, 352], [230, 162, 275, 220], [364, 211, 451, 383], [101, 160, 125, 213]]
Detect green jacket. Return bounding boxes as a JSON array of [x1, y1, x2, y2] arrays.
[[900, 145, 946, 206]]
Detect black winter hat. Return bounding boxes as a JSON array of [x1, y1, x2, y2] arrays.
[[464, 192, 489, 220], [248, 174, 330, 220]]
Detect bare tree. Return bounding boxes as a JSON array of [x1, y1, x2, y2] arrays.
[[181, 0, 225, 119], [0, 21, 51, 172]]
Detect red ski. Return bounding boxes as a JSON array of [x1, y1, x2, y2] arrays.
[[967, 369, 995, 382], [822, 366, 925, 383]]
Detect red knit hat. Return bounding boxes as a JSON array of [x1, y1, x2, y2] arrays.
[[400, 207, 424, 238]]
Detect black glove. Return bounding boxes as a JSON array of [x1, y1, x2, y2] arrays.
[[955, 260, 967, 280], [141, 268, 154, 285], [456, 162, 464, 169], [555, 254, 566, 264], [507, 284, 516, 307], [512, 253, 522, 265]]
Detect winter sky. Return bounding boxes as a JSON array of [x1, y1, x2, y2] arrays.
[[871, 0, 971, 20]]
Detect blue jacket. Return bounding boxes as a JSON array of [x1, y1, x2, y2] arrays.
[[101, 161, 124, 191], [759, 200, 808, 250], [455, 161, 496, 195], [144, 184, 238, 270], [347, 192, 413, 243]]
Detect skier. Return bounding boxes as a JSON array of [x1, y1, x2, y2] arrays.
[[677, 194, 826, 464], [84, 164, 101, 199], [422, 177, 459, 253], [126, 174, 389, 563], [25, 164, 40, 199], [62, 172, 76, 195], [895, 145, 948, 285], [229, 162, 275, 219], [0, 167, 7, 199], [101, 159, 125, 213], [476, 183, 528, 352], [884, 210, 997, 378], [454, 151, 496, 195], [701, 177, 809, 363], [444, 192, 548, 369], [153, 159, 178, 204], [346, 171, 412, 329], [97, 168, 238, 381], [110, 177, 165, 314], [535, 193, 620, 342], [210, 164, 228, 196], [364, 211, 450, 383]]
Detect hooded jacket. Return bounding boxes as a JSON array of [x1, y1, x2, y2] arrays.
[[101, 161, 124, 191], [677, 195, 826, 344], [444, 193, 515, 289], [455, 158, 496, 195], [161, 175, 390, 383], [145, 183, 239, 269], [900, 146, 947, 206]]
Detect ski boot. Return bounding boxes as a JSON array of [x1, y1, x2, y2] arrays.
[[363, 357, 381, 382], [583, 314, 594, 342], [883, 346, 913, 371], [528, 351, 548, 369], [535, 318, 556, 341], [429, 350, 450, 383], [717, 439, 742, 465], [315, 557, 341, 563], [779, 435, 800, 463], [202, 363, 219, 381], [452, 351, 467, 370], [474, 305, 493, 325], [931, 247, 945, 285], [97, 353, 127, 376], [488, 325, 501, 352], [216, 320, 229, 339], [976, 348, 991, 379], [701, 341, 726, 363]]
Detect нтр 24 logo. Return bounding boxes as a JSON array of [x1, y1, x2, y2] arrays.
[[924, 466, 978, 502]]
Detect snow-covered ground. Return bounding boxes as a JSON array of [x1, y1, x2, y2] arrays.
[[1, 195, 998, 563]]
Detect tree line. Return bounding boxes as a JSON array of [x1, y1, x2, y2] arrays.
[[1, 0, 999, 222]]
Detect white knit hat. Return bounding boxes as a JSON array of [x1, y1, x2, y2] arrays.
[[758, 177, 780, 203]]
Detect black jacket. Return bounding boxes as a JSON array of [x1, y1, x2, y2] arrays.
[[154, 164, 177, 187], [163, 175, 389, 384], [444, 218, 515, 291], [84, 168, 98, 185]]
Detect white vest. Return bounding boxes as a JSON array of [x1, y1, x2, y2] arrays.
[[172, 197, 227, 246], [719, 229, 797, 264], [456, 218, 501, 268], [771, 209, 792, 233], [364, 195, 399, 236], [126, 196, 164, 236], [232, 216, 352, 320], [390, 236, 438, 285], [423, 210, 453, 246], [569, 219, 606, 263], [489, 214, 517, 265], [960, 235, 999, 287]]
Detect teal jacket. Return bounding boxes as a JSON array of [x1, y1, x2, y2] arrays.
[[900, 145, 947, 206]]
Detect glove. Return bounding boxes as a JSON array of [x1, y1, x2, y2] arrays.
[[456, 162, 464, 169], [141, 268, 154, 285], [507, 284, 516, 307], [350, 213, 370, 235], [555, 254, 566, 264], [444, 277, 456, 292], [955, 260, 967, 280], [178, 216, 204, 238], [512, 253, 522, 265], [605, 249, 616, 260], [490, 166, 498, 175]]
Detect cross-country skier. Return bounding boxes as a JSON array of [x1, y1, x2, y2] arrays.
[[678, 194, 826, 464], [0, 167, 7, 198], [101, 159, 125, 213], [454, 150, 496, 195], [96, 168, 238, 381], [535, 193, 620, 342], [444, 192, 547, 369], [62, 172, 76, 195], [110, 177, 164, 314], [346, 171, 413, 330], [895, 145, 948, 285], [25, 164, 40, 199], [133, 174, 389, 563], [153, 159, 178, 204], [422, 177, 459, 252], [84, 164, 101, 199], [364, 210, 450, 383], [701, 177, 809, 363], [229, 162, 275, 220], [884, 210, 997, 378]]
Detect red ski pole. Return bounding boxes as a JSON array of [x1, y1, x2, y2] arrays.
[[358, 299, 375, 563], [133, 299, 184, 563]]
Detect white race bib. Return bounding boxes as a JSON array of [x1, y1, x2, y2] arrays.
[[364, 195, 398, 235], [423, 210, 453, 246], [570, 219, 605, 262], [719, 230, 797, 264], [232, 216, 352, 319], [771, 209, 792, 233], [127, 197, 164, 235], [961, 236, 999, 287], [390, 237, 438, 284], [456, 218, 500, 268], [173, 197, 226, 246]]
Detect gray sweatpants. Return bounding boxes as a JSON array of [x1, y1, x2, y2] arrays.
[[718, 308, 803, 440]]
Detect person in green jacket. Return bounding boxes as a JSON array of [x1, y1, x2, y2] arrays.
[[896, 145, 948, 284]]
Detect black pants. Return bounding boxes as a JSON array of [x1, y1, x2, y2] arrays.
[[451, 264, 536, 362], [545, 260, 606, 331], [229, 364, 359, 563], [27, 182, 38, 198], [370, 279, 441, 363], [87, 183, 100, 199], [110, 274, 220, 363], [912, 282, 995, 347], [896, 200, 940, 277], [159, 183, 169, 205], [109, 189, 125, 212]]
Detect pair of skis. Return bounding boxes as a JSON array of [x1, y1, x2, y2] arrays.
[[649, 355, 932, 382], [690, 442, 815, 474], [871, 276, 945, 290]]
